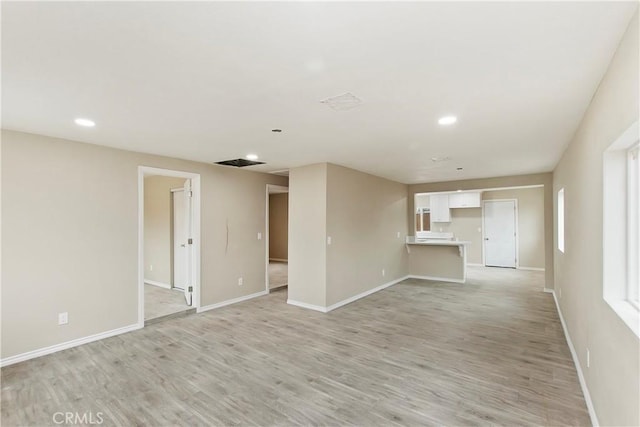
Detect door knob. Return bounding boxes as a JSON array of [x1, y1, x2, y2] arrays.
[[484, 238, 489, 240]]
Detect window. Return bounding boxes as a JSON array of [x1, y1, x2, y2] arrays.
[[557, 188, 565, 253], [603, 121, 639, 337]]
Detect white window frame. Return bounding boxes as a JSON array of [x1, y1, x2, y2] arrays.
[[557, 188, 565, 253], [627, 142, 639, 309], [603, 121, 639, 338]]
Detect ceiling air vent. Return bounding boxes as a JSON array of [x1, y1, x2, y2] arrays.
[[215, 158, 265, 167], [320, 92, 362, 111]]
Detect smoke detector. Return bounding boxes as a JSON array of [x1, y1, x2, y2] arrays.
[[320, 92, 363, 111]]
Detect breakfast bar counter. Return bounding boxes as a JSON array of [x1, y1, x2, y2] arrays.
[[406, 237, 471, 283]]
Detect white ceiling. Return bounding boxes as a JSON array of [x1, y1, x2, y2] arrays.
[[2, 2, 637, 184]]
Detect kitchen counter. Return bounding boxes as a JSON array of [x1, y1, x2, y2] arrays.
[[406, 236, 470, 283], [405, 237, 471, 246]]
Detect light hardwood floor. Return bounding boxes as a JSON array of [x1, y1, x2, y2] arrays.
[[144, 284, 190, 321], [1, 267, 590, 426], [268, 261, 288, 290]]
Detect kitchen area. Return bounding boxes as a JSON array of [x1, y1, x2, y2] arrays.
[[407, 186, 546, 284], [406, 191, 481, 283]]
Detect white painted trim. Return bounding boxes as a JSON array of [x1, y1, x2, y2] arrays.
[[144, 279, 172, 289], [543, 287, 554, 294], [408, 274, 465, 284], [0, 324, 141, 367], [265, 184, 289, 294], [326, 275, 410, 312], [197, 290, 267, 313], [269, 258, 288, 263], [288, 276, 410, 313], [482, 198, 519, 268], [269, 283, 288, 290], [139, 166, 202, 328], [517, 266, 546, 272], [548, 290, 600, 427], [467, 263, 484, 267], [286, 299, 328, 313]]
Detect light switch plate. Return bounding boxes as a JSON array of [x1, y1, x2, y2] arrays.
[[58, 312, 68, 325]]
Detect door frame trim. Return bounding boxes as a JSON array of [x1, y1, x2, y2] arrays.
[[265, 184, 289, 293], [138, 166, 202, 327], [482, 198, 519, 268]]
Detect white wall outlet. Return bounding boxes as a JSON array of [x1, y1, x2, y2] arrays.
[[238, 277, 243, 286], [587, 349, 590, 368], [149, 264, 153, 271], [477, 227, 482, 233], [382, 269, 386, 277], [396, 231, 401, 238], [257, 232, 262, 240], [439, 227, 443, 232], [58, 312, 68, 325], [327, 236, 332, 245]]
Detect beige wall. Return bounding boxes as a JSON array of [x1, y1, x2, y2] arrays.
[[288, 163, 408, 309], [288, 163, 327, 308], [409, 172, 554, 288], [268, 193, 288, 261], [325, 164, 408, 307], [483, 187, 545, 269], [436, 208, 483, 264], [408, 245, 465, 281], [144, 176, 186, 285], [553, 11, 639, 427], [1, 130, 287, 359]]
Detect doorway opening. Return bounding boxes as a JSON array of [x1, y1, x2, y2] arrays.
[[265, 185, 289, 297], [138, 166, 201, 325]]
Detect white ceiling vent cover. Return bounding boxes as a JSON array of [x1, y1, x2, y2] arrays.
[[320, 92, 363, 111]]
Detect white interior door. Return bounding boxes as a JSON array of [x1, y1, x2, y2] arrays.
[[172, 181, 193, 305], [173, 190, 187, 290], [483, 200, 517, 268]]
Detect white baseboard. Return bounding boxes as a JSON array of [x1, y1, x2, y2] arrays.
[[0, 323, 141, 368], [408, 274, 465, 284], [517, 266, 546, 272], [325, 275, 410, 312], [197, 290, 267, 313], [287, 276, 410, 314], [548, 290, 599, 426], [269, 283, 288, 290], [144, 279, 172, 289], [287, 299, 327, 313], [543, 287, 554, 293], [467, 263, 484, 267], [269, 258, 288, 263]]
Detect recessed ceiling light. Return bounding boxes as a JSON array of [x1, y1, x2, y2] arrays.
[[246, 154, 259, 161], [74, 118, 95, 127], [438, 116, 457, 126]]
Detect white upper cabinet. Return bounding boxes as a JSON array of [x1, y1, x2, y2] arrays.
[[430, 194, 451, 222], [448, 192, 481, 208]]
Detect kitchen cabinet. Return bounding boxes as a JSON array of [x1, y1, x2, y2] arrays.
[[448, 192, 481, 208], [430, 194, 450, 222]]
